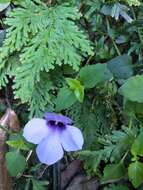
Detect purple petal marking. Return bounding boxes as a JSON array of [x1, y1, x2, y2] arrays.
[[23, 118, 49, 144], [60, 125, 84, 151], [44, 112, 73, 124], [36, 130, 64, 165]]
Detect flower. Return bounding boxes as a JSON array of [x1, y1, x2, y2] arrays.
[[101, 3, 133, 23], [23, 113, 84, 165], [111, 3, 133, 23]]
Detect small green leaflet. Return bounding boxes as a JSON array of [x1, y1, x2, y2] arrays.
[[55, 87, 77, 111], [131, 131, 143, 157], [79, 63, 112, 88], [119, 75, 143, 103], [128, 161, 143, 188], [6, 151, 27, 177], [102, 163, 126, 183], [6, 139, 30, 150], [66, 78, 84, 102]]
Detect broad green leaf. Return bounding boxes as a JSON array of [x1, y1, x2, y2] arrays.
[[102, 163, 126, 182], [119, 75, 143, 103], [107, 54, 133, 79], [6, 139, 30, 150], [0, 2, 10, 12], [128, 161, 143, 188], [32, 179, 49, 190], [131, 131, 143, 156], [55, 87, 77, 111], [6, 151, 27, 177], [66, 78, 84, 102], [79, 63, 112, 88]]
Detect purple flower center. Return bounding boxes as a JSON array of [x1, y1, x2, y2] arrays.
[[47, 120, 66, 129]]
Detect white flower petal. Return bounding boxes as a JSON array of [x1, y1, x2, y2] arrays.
[[36, 131, 64, 165], [60, 125, 84, 151], [23, 118, 49, 144]]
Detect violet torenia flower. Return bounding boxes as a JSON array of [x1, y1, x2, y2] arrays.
[[23, 113, 84, 165]]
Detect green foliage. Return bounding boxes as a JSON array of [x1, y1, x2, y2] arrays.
[[128, 161, 143, 188], [79, 63, 113, 88], [0, 0, 92, 116], [66, 78, 84, 102], [79, 126, 136, 176], [6, 151, 27, 177], [131, 131, 143, 157], [55, 87, 77, 111], [107, 54, 133, 79], [6, 139, 30, 150], [102, 162, 126, 183], [0, 2, 9, 11], [119, 75, 143, 103], [2, 0, 143, 189]]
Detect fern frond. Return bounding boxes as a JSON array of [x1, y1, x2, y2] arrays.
[[0, 0, 93, 115]]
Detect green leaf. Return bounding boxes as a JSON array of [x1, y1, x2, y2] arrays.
[[119, 75, 143, 103], [66, 78, 84, 102], [55, 87, 77, 111], [128, 161, 143, 188], [32, 179, 49, 190], [6, 139, 30, 151], [0, 2, 10, 12], [79, 63, 112, 88], [66, 78, 81, 90], [74, 86, 84, 102], [102, 163, 126, 183], [6, 151, 27, 177], [131, 131, 143, 157], [107, 54, 133, 79]]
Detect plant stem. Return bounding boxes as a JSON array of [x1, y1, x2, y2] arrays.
[[53, 162, 61, 190], [112, 39, 121, 56], [106, 17, 121, 56]]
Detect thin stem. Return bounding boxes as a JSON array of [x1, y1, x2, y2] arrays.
[[26, 150, 33, 162], [53, 162, 61, 190], [129, 119, 132, 129], [120, 151, 129, 163], [112, 39, 121, 56], [106, 17, 121, 55]]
